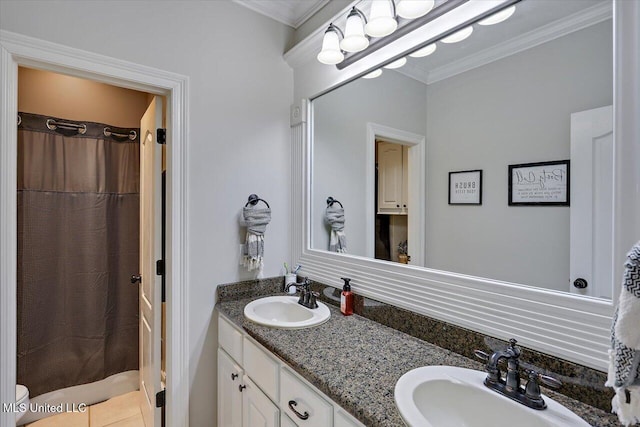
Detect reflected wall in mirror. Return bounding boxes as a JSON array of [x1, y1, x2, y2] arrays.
[[311, 0, 613, 298]]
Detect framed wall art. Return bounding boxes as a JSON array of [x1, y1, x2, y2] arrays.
[[508, 160, 570, 206], [449, 170, 482, 205]]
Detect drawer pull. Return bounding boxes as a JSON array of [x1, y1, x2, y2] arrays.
[[231, 373, 238, 380], [288, 400, 310, 420], [238, 384, 246, 392]]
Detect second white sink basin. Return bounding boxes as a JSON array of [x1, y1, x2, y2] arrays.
[[244, 296, 330, 329], [394, 366, 590, 427]]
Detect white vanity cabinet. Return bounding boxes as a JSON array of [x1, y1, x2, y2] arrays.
[[377, 141, 408, 215], [218, 347, 244, 427], [217, 312, 365, 427], [242, 375, 280, 427]]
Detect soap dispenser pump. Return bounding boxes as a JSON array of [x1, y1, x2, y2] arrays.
[[340, 277, 353, 316]]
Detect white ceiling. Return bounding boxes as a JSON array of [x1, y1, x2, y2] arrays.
[[233, 0, 330, 28]]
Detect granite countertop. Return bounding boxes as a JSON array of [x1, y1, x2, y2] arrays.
[[216, 288, 620, 427]]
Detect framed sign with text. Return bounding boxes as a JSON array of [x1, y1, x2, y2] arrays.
[[508, 160, 570, 206], [449, 170, 482, 205]]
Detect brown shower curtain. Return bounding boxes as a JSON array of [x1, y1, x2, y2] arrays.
[[17, 112, 140, 397]]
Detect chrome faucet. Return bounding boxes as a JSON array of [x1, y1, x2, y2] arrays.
[[284, 277, 319, 309], [475, 339, 562, 410]]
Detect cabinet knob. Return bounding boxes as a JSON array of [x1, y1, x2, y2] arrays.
[[130, 274, 142, 284], [238, 384, 246, 392], [288, 400, 310, 420], [231, 373, 238, 381]]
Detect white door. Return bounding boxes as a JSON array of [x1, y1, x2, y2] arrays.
[[218, 348, 244, 427], [570, 105, 613, 299], [139, 96, 163, 427], [377, 142, 404, 212], [242, 376, 279, 427]]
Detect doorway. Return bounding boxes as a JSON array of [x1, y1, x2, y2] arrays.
[[0, 30, 189, 427], [16, 68, 164, 427], [366, 123, 426, 267]]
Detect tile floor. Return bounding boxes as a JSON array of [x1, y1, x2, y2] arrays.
[[25, 391, 144, 427]]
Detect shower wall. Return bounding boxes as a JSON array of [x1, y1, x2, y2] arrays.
[[18, 67, 150, 127]]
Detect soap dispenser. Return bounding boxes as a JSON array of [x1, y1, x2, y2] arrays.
[[340, 277, 353, 316]]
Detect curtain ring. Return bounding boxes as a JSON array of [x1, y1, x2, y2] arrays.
[[77, 124, 87, 134], [129, 130, 137, 141], [46, 118, 57, 130], [17, 114, 21, 126]]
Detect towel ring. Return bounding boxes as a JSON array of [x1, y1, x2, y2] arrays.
[[245, 194, 270, 209], [326, 197, 343, 208]]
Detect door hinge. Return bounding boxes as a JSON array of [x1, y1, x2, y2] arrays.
[[156, 259, 165, 276], [156, 389, 166, 408], [157, 128, 166, 144]]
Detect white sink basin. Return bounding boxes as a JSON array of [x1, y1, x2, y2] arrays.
[[394, 366, 590, 427], [243, 296, 330, 329]]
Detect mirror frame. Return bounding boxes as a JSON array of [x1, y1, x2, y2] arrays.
[[286, 0, 639, 371]]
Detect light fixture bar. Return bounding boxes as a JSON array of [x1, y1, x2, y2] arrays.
[[337, 0, 522, 70]]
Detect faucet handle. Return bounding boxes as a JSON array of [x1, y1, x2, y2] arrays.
[[525, 370, 561, 400], [536, 372, 562, 389]]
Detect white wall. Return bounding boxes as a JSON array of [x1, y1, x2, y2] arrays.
[[425, 20, 612, 290], [0, 1, 293, 425], [312, 71, 426, 255]]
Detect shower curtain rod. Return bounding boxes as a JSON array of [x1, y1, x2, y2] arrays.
[[43, 118, 137, 140], [18, 114, 138, 141]]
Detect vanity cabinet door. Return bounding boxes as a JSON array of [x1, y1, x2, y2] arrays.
[[243, 337, 279, 401], [218, 348, 244, 427], [242, 376, 280, 427]]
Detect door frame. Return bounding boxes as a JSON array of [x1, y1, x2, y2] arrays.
[[366, 123, 425, 266], [0, 30, 190, 427]]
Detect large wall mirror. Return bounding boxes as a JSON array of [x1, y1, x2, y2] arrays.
[[292, 0, 638, 370], [311, 0, 613, 298]]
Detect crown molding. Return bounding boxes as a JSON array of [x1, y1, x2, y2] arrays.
[[234, 0, 330, 29]]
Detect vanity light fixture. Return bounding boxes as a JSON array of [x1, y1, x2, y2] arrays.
[[318, 0, 520, 69], [362, 68, 383, 79], [440, 25, 473, 43], [317, 24, 345, 65], [479, 5, 516, 26], [365, 0, 398, 38], [341, 7, 370, 52], [396, 0, 435, 19], [408, 43, 436, 58], [383, 57, 407, 69]]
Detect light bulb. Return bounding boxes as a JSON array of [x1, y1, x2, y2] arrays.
[[441, 26, 473, 43], [409, 43, 436, 58], [383, 57, 407, 69], [317, 26, 344, 65], [340, 8, 369, 53], [362, 69, 383, 79], [479, 5, 516, 26], [396, 0, 435, 19], [365, 0, 398, 38]]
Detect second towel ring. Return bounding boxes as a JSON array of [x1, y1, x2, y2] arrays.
[[245, 194, 270, 209], [326, 197, 343, 208]]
